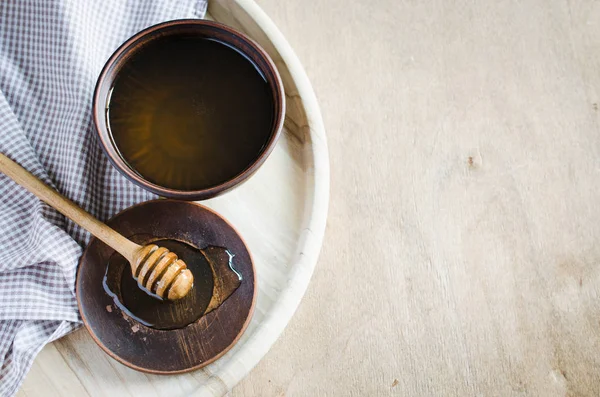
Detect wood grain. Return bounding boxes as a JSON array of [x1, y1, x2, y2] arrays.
[[230, 0, 600, 396]]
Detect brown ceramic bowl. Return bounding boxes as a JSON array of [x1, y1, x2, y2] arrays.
[[76, 199, 256, 373], [93, 20, 285, 200]]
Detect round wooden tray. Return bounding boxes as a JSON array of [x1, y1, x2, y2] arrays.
[[18, 0, 329, 395]]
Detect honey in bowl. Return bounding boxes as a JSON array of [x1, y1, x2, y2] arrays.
[[106, 35, 275, 191], [103, 239, 243, 330]]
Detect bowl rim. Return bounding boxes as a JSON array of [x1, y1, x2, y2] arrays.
[[92, 19, 285, 200], [76, 199, 258, 374]]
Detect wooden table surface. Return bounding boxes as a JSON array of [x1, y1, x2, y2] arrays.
[[15, 0, 600, 396], [232, 0, 600, 395]]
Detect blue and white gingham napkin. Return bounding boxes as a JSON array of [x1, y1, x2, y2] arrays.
[[0, 1, 207, 395]]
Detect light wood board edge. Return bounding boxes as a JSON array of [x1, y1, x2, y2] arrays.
[[193, 0, 330, 395]]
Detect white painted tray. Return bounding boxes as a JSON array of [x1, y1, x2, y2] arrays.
[[18, 0, 329, 395]]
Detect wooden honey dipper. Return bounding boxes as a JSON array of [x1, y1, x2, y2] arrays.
[[0, 153, 193, 301]]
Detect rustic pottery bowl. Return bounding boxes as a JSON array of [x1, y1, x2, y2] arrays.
[[93, 20, 285, 200], [76, 199, 256, 373]]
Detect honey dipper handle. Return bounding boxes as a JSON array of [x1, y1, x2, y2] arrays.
[[0, 153, 140, 261]]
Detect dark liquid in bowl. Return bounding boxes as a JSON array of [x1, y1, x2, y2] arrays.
[[107, 35, 274, 191]]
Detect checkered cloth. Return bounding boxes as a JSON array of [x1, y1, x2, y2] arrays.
[[0, 1, 207, 395]]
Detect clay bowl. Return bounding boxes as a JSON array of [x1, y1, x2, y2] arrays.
[[76, 199, 256, 373], [92, 19, 285, 201]]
